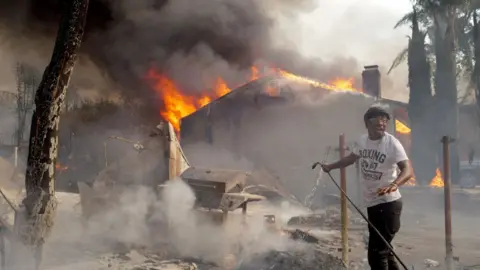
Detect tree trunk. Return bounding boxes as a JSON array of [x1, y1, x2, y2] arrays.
[[433, 7, 459, 182], [14, 0, 89, 268], [408, 9, 437, 186]]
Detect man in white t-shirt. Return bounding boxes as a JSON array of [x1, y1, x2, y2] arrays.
[[320, 106, 413, 270]]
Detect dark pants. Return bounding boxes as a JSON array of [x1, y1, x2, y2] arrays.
[[367, 199, 403, 270]]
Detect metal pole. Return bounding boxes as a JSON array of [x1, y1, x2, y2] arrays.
[[441, 135, 454, 270], [339, 134, 348, 264]]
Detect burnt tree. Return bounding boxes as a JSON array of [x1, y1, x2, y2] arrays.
[[15, 0, 89, 268]]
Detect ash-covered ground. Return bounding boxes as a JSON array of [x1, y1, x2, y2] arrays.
[[0, 156, 479, 270], [0, 179, 352, 270]]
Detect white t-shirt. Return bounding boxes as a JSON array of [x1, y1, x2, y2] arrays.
[[352, 132, 409, 208]]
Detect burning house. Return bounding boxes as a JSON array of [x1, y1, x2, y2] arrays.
[[176, 65, 413, 201], [173, 63, 480, 201]]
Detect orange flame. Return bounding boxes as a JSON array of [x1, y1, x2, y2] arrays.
[[429, 168, 444, 187], [146, 66, 360, 132], [395, 119, 411, 135], [394, 121, 444, 188], [56, 163, 68, 172], [276, 70, 361, 93], [405, 168, 444, 187]]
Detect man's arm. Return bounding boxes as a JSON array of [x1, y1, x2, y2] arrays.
[[393, 160, 413, 186], [324, 152, 359, 171], [377, 140, 413, 195], [391, 138, 413, 187]]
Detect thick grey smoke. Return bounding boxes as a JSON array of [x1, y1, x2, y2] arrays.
[[0, 0, 410, 103]]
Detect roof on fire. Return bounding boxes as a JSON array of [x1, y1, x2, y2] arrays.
[[181, 75, 409, 123]]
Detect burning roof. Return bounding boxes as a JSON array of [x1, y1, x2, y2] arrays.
[[145, 63, 445, 190], [145, 66, 363, 132]]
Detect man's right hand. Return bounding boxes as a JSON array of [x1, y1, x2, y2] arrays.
[[320, 163, 332, 172], [312, 162, 332, 172]]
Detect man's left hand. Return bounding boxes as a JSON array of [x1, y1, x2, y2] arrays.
[[376, 183, 398, 196]]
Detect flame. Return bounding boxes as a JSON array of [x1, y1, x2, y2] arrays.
[[404, 168, 444, 187], [275, 70, 361, 92], [145, 70, 233, 132], [56, 163, 68, 172], [405, 178, 416, 186], [146, 66, 360, 132], [251, 66, 259, 80], [393, 120, 444, 187], [265, 86, 279, 96], [429, 168, 444, 187], [395, 119, 411, 135]]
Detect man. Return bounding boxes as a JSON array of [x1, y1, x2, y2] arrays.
[[320, 106, 413, 270]]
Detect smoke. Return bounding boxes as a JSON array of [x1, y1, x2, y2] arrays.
[[0, 0, 411, 102], [36, 177, 309, 268]]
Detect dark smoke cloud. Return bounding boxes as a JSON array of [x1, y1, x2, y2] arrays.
[[0, 0, 378, 104]]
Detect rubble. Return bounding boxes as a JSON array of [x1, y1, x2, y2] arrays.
[[97, 251, 220, 270], [92, 246, 350, 270], [286, 205, 365, 229], [236, 247, 347, 270], [424, 258, 440, 268], [285, 229, 321, 244], [287, 213, 325, 227]]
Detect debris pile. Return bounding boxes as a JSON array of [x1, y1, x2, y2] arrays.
[[236, 247, 347, 270], [98, 251, 220, 270], [287, 205, 366, 229]]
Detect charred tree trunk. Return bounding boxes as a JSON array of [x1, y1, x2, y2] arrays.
[[433, 7, 459, 182], [407, 9, 436, 186], [15, 0, 89, 268]]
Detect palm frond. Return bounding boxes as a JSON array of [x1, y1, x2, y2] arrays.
[[394, 8, 432, 29], [388, 46, 410, 74], [395, 11, 416, 29]]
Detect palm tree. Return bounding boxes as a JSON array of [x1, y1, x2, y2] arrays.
[[389, 4, 438, 185], [391, 0, 470, 182], [14, 0, 90, 269], [406, 8, 438, 185]]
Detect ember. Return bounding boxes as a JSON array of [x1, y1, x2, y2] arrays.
[[145, 66, 360, 132]]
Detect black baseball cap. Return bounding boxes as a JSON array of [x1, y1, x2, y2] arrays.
[[364, 106, 391, 124]]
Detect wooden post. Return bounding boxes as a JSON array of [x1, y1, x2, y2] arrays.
[[441, 136, 454, 270], [339, 134, 348, 264], [14, 146, 18, 168]]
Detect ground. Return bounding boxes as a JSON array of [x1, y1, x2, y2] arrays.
[[325, 187, 480, 270], [1, 183, 479, 269]]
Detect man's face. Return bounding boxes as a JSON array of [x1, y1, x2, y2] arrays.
[[367, 115, 388, 137]]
